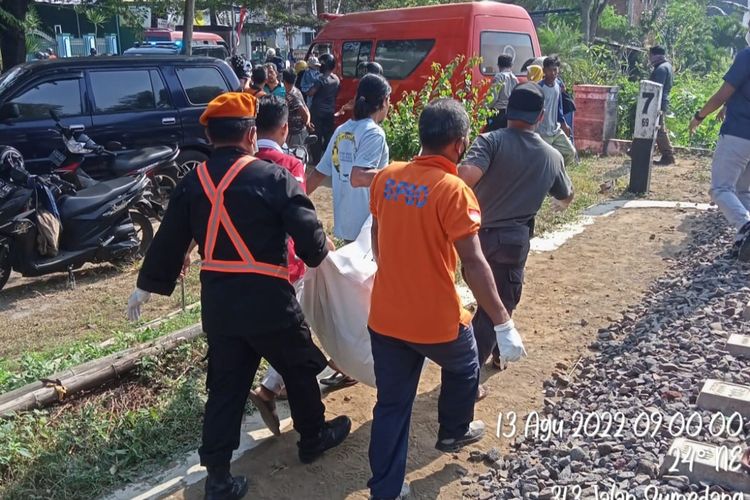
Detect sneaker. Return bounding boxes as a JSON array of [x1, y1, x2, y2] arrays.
[[204, 473, 248, 500], [435, 420, 486, 452], [298, 415, 352, 464], [369, 482, 410, 500]]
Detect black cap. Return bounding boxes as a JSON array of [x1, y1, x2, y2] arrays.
[[506, 82, 545, 125]]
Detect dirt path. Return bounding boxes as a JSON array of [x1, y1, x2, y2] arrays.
[[164, 205, 702, 500]]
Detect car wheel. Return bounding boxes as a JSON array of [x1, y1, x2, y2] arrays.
[[175, 150, 208, 179]]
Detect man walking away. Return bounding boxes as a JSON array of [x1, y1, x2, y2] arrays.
[[690, 45, 750, 261], [126, 93, 351, 500], [649, 46, 675, 166], [486, 54, 518, 131], [538, 55, 576, 166], [367, 99, 527, 500], [460, 83, 574, 377]]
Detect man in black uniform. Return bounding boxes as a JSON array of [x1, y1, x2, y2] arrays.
[[649, 45, 675, 166], [126, 92, 351, 500]]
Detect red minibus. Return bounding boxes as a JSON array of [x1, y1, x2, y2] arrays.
[[308, 2, 541, 112]]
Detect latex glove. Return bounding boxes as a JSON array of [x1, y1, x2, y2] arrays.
[[127, 288, 151, 322], [494, 320, 527, 362]]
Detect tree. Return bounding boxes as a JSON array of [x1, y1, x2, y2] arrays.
[[580, 0, 609, 43], [0, 0, 31, 71], [182, 0, 195, 55]]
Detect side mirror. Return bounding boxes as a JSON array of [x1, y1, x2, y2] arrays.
[[49, 108, 61, 122], [0, 103, 21, 121]]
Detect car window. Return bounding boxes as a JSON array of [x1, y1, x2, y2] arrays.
[[175, 67, 229, 106], [11, 79, 82, 120], [342, 41, 373, 78], [374, 40, 435, 80], [480, 32, 535, 75], [90, 70, 156, 113], [150, 70, 172, 109]]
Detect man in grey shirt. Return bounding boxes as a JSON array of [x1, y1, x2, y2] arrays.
[[538, 55, 576, 166], [649, 46, 675, 165], [459, 83, 574, 384]]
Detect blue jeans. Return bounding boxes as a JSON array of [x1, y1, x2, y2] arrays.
[[367, 325, 479, 499], [710, 134, 750, 233]]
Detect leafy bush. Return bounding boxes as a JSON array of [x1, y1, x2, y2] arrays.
[[383, 56, 492, 161]]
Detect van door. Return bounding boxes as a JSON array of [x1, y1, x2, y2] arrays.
[[337, 40, 373, 117], [87, 68, 181, 150], [0, 73, 91, 174]]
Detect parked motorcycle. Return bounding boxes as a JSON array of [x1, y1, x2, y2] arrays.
[[47, 111, 178, 220], [0, 146, 153, 292], [285, 134, 318, 166]]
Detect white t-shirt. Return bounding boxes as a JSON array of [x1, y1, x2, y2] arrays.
[[316, 118, 389, 241]]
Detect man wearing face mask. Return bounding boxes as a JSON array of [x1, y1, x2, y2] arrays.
[[125, 93, 351, 500], [367, 98, 526, 500], [459, 83, 574, 382]]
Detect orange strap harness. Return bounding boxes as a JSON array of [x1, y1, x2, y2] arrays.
[[196, 156, 289, 280]]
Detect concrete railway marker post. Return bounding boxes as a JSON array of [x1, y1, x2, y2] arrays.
[[696, 379, 750, 418], [661, 438, 750, 492], [628, 80, 663, 193]]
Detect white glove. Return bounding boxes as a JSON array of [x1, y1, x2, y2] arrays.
[[494, 320, 527, 362], [126, 288, 151, 322]]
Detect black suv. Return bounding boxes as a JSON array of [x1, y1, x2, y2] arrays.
[[0, 55, 240, 175]]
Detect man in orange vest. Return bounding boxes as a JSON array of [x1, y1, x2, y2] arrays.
[[126, 93, 351, 500]]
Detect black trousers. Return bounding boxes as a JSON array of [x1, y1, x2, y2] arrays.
[[471, 226, 531, 365], [199, 321, 328, 467], [311, 112, 335, 165]]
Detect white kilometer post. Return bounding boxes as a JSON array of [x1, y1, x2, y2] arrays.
[[628, 80, 663, 193]]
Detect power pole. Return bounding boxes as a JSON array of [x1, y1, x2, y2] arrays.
[[182, 0, 195, 55]]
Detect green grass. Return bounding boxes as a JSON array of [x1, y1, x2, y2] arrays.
[[534, 157, 606, 235], [0, 308, 202, 395], [0, 340, 208, 500]]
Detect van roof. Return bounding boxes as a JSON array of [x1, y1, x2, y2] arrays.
[[321, 2, 531, 28]]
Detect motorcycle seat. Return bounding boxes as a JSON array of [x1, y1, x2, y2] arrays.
[[111, 146, 175, 175], [59, 177, 140, 218]]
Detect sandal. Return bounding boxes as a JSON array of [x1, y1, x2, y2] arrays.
[[492, 355, 507, 371], [476, 384, 488, 402], [248, 389, 281, 436], [319, 371, 358, 389]]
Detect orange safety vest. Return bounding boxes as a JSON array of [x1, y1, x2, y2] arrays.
[[196, 156, 289, 280]]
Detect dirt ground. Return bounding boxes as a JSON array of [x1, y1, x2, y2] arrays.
[[0, 153, 709, 360], [164, 200, 703, 500]]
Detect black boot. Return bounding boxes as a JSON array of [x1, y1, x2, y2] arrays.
[[654, 154, 675, 166], [204, 465, 248, 500], [297, 415, 352, 464]]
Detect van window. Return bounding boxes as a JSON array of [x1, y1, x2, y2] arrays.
[[90, 70, 156, 113], [342, 41, 373, 78], [374, 40, 435, 80], [11, 79, 82, 120], [480, 32, 535, 75], [176, 67, 229, 106]]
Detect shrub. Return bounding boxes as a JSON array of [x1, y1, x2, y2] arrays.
[[383, 56, 492, 161]]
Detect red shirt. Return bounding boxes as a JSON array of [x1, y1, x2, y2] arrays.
[[256, 144, 307, 283]]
